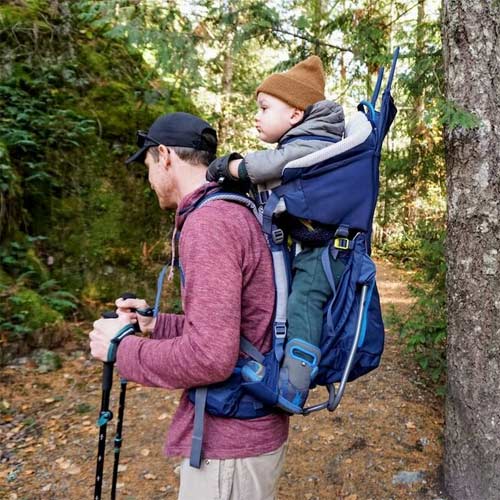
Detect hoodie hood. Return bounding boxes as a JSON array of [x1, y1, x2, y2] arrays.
[[283, 99, 345, 142]]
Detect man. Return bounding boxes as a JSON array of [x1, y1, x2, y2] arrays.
[[89, 112, 289, 500]]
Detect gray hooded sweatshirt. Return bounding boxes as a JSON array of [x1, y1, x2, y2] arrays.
[[242, 100, 345, 188]]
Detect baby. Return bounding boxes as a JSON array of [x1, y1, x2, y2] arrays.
[[207, 56, 345, 410]]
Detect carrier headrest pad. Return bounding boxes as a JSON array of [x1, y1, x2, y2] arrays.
[[345, 111, 371, 138]]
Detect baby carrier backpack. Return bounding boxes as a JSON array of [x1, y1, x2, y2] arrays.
[[154, 49, 399, 467]]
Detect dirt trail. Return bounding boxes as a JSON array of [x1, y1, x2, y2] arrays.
[[0, 260, 445, 500]]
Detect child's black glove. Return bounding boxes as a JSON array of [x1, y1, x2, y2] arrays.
[[206, 153, 243, 183]]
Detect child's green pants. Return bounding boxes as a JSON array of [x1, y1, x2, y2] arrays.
[[287, 246, 344, 347]]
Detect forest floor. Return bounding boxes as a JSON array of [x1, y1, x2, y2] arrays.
[[0, 259, 447, 500]]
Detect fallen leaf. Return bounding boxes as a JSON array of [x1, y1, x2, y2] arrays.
[[117, 464, 128, 472], [56, 458, 71, 470], [67, 465, 81, 475], [141, 448, 150, 457], [158, 413, 168, 420], [44, 398, 55, 404], [144, 473, 157, 480], [406, 421, 416, 430]]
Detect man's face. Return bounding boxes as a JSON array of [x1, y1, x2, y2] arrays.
[[255, 92, 300, 143], [144, 148, 177, 210]]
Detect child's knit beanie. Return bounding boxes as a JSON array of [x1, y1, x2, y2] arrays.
[[256, 55, 325, 110]]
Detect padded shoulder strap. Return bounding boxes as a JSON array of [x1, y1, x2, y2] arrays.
[[197, 190, 259, 218]]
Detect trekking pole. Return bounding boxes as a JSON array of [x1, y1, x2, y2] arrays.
[[93, 312, 136, 500], [110, 376, 127, 500]]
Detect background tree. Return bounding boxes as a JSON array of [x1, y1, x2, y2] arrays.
[[442, 1, 500, 498]]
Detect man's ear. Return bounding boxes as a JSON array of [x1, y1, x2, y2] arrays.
[[158, 144, 171, 169], [290, 108, 305, 126]]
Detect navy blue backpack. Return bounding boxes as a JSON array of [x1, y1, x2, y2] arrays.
[[154, 50, 399, 467]]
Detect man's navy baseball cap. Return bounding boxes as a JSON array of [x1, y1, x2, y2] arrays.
[[125, 112, 217, 165]]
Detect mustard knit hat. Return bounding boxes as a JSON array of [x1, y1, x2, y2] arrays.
[[256, 55, 325, 110]]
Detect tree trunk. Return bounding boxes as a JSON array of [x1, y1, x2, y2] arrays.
[[442, 2, 500, 499]]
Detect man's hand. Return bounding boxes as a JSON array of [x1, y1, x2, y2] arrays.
[[116, 297, 156, 334], [89, 316, 130, 362]]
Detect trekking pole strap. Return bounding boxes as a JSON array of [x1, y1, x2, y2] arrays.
[[107, 324, 136, 363]]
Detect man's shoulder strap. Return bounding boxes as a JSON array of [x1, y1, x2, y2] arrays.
[[197, 190, 258, 217]]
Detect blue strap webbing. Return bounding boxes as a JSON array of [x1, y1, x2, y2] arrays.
[[153, 265, 169, 318], [260, 191, 289, 362], [240, 337, 265, 364], [262, 192, 280, 235], [321, 245, 337, 296], [358, 280, 375, 348], [190, 387, 208, 468], [322, 244, 338, 338]]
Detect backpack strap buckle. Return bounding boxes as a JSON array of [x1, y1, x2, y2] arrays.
[[272, 228, 285, 245], [333, 237, 352, 251], [274, 322, 287, 339], [332, 224, 351, 258]]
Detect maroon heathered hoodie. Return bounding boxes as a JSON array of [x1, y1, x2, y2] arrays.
[[116, 183, 289, 459]]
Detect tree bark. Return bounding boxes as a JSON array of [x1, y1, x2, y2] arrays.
[[442, 1, 500, 499]]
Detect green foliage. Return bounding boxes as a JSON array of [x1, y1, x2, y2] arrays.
[[383, 220, 447, 387], [0, 0, 189, 360], [75, 402, 94, 414], [7, 289, 62, 332], [439, 99, 481, 130], [32, 348, 63, 372], [0, 233, 78, 365]]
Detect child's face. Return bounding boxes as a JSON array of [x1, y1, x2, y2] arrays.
[[255, 92, 303, 143]]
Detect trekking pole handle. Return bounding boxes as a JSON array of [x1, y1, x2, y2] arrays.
[[119, 292, 155, 321], [99, 309, 136, 363]]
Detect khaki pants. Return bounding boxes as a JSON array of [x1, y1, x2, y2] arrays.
[[178, 443, 287, 500]]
